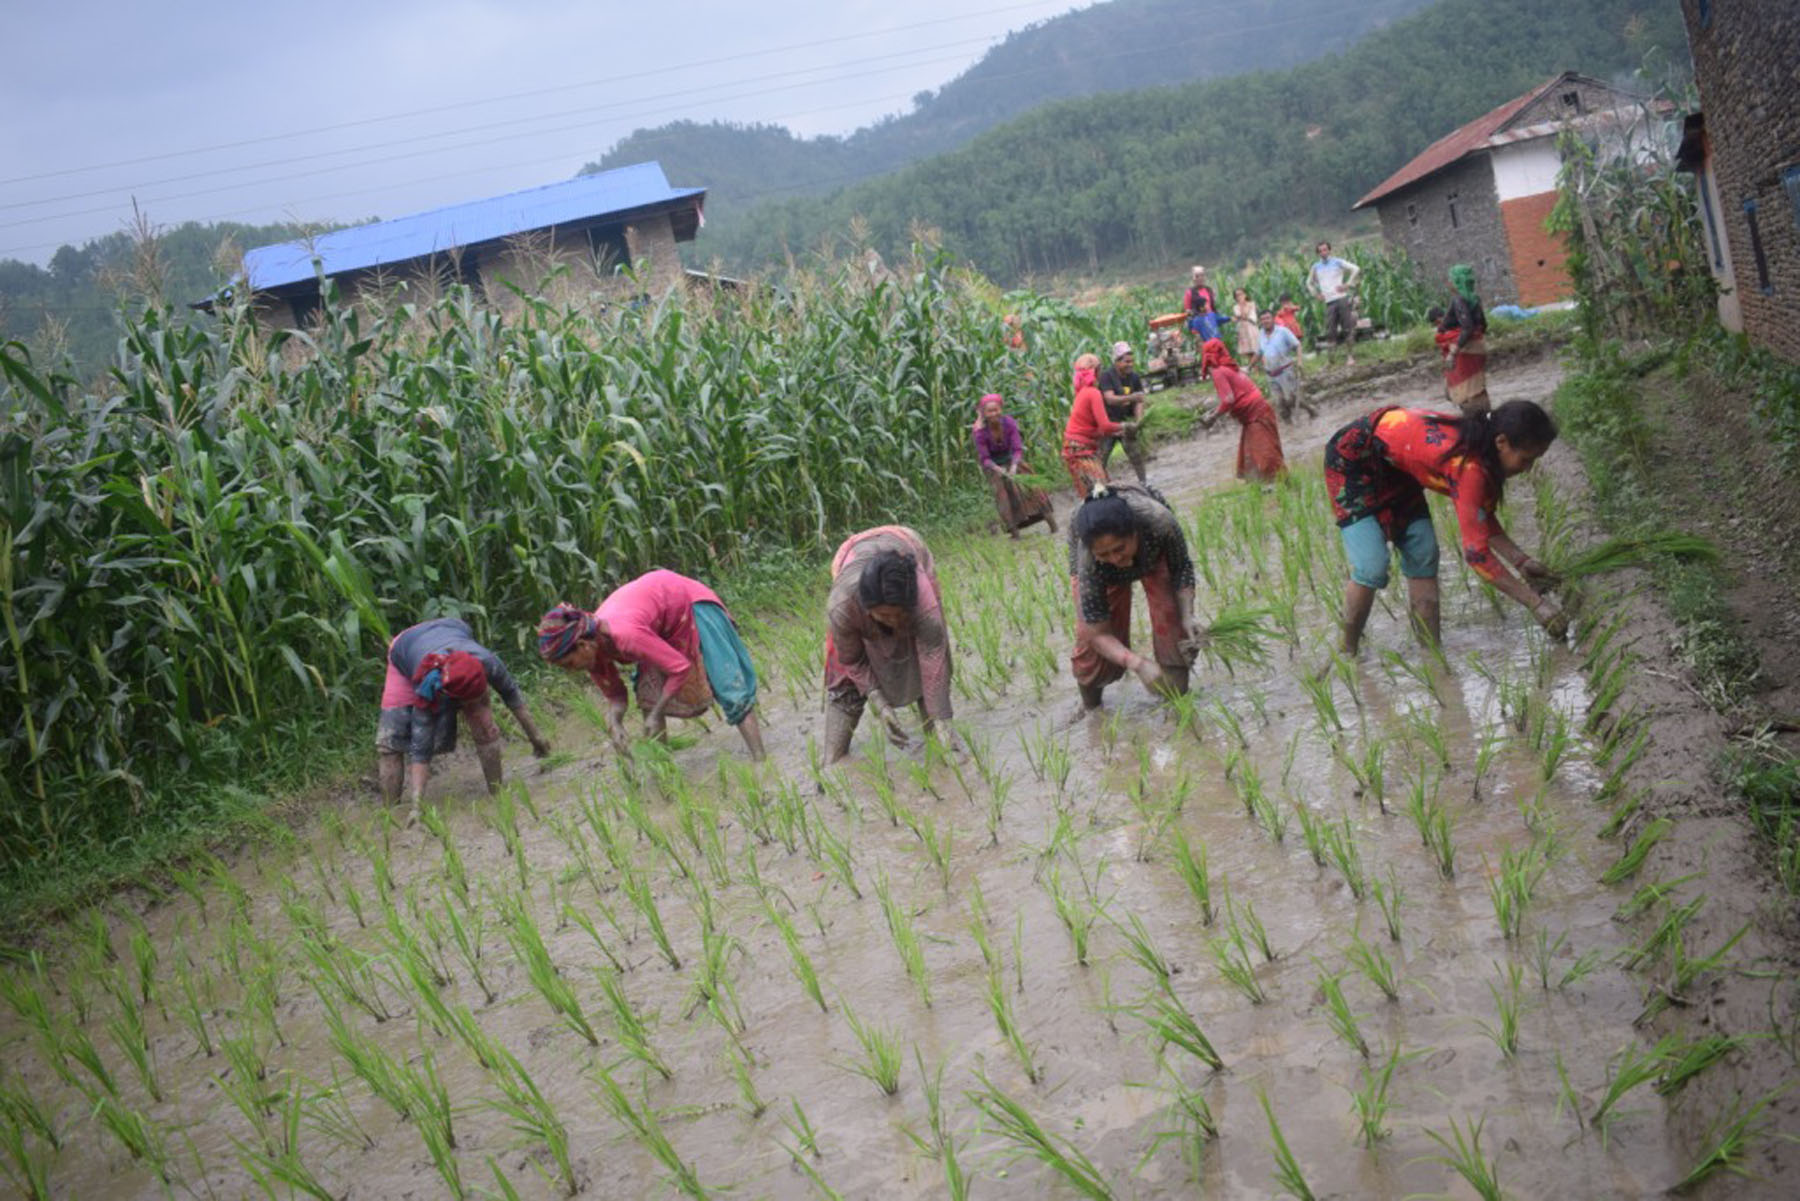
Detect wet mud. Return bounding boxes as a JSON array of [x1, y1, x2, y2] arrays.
[[2, 351, 1795, 1199]]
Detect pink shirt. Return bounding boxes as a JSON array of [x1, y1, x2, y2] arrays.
[[1211, 365, 1273, 426], [590, 569, 725, 704]]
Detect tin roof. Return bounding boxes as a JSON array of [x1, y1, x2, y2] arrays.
[[239, 161, 704, 292], [1352, 73, 1636, 210]]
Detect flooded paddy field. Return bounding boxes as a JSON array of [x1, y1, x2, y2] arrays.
[[4, 356, 1797, 1199]]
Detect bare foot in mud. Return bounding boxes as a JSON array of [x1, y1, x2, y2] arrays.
[[1062, 701, 1098, 729]]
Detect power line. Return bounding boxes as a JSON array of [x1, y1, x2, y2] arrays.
[[0, 0, 1073, 187]]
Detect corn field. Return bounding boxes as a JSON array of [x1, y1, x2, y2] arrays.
[[0, 250, 1097, 880]]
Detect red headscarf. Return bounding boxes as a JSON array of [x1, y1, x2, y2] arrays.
[[972, 392, 1005, 433], [1201, 338, 1237, 374], [1072, 366, 1097, 391], [411, 650, 488, 709]]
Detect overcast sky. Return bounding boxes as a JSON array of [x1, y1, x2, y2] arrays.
[[0, 0, 1084, 264]]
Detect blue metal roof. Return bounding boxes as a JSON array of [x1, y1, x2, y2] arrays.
[[241, 161, 703, 291]]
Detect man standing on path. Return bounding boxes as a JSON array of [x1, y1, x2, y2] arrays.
[[1258, 309, 1316, 421], [1097, 341, 1150, 482], [1307, 241, 1362, 367]]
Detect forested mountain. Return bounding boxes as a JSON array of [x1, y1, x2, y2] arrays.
[[0, 221, 318, 379], [586, 0, 1434, 210], [693, 0, 1686, 279]]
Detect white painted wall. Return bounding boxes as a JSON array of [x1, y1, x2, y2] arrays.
[[1491, 139, 1563, 202]]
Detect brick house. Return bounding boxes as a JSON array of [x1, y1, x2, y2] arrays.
[[1675, 0, 1800, 363], [1353, 73, 1654, 306], [196, 161, 705, 329]]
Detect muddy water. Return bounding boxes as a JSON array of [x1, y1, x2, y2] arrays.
[[2, 353, 1710, 1198]]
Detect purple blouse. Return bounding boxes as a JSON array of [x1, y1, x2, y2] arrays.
[[973, 415, 1024, 469]]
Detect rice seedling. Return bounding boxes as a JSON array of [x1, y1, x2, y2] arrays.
[[1196, 605, 1275, 673], [1673, 1087, 1791, 1191], [984, 956, 1042, 1083], [1420, 1113, 1502, 1201], [969, 1072, 1115, 1199], [1210, 928, 1265, 1005], [1371, 866, 1404, 942], [1590, 1035, 1679, 1132], [1598, 786, 1646, 841], [782, 1099, 823, 1160], [94, 1095, 171, 1182], [1349, 1042, 1407, 1147], [1138, 969, 1226, 1071], [1322, 814, 1368, 899], [1315, 964, 1369, 1058], [1293, 800, 1328, 867], [1549, 532, 1719, 580], [1648, 922, 1750, 1022], [1044, 864, 1100, 967], [619, 860, 682, 970], [1298, 669, 1343, 736], [1167, 826, 1215, 925], [499, 897, 598, 1046], [874, 871, 933, 1008], [1115, 910, 1176, 988], [1558, 947, 1605, 991], [687, 910, 746, 1034], [1487, 844, 1546, 941], [1140, 1064, 1218, 1180], [763, 898, 827, 1011], [596, 969, 674, 1080], [905, 1053, 972, 1201], [1258, 1089, 1316, 1200], [59, 1024, 118, 1097], [1476, 961, 1526, 1059], [1655, 1034, 1742, 1096], [1601, 817, 1672, 885], [104, 996, 162, 1102], [1623, 895, 1705, 972], [1427, 805, 1457, 879], [0, 1111, 54, 1200], [1345, 922, 1401, 1002], [592, 1061, 709, 1199], [839, 1003, 905, 1096]]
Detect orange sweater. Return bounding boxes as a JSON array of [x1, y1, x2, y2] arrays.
[[1064, 383, 1123, 444]]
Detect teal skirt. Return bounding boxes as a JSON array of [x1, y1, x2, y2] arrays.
[[693, 601, 758, 726]]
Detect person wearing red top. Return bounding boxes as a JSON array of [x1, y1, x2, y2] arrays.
[[1275, 294, 1304, 342], [1061, 353, 1128, 499], [534, 570, 766, 760], [1197, 339, 1286, 481], [1324, 401, 1565, 652]]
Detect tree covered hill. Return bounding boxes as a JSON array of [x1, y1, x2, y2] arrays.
[[693, 0, 1687, 280], [586, 0, 1434, 210]]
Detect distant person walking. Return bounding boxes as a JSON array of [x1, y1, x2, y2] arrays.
[[1436, 264, 1490, 416], [1198, 339, 1286, 482], [1062, 353, 1128, 499], [973, 393, 1057, 538], [1184, 266, 1225, 344], [1257, 309, 1316, 420], [1097, 342, 1150, 483], [1307, 241, 1362, 366], [1232, 288, 1261, 363]]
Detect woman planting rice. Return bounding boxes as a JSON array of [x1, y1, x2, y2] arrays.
[[377, 617, 551, 821], [1437, 264, 1490, 416], [1061, 353, 1130, 499], [1067, 482, 1208, 715], [973, 393, 1058, 538], [536, 570, 766, 760], [1325, 400, 1566, 654], [822, 526, 955, 762], [1198, 338, 1286, 482]]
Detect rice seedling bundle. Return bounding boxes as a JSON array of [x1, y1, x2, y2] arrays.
[[1549, 533, 1719, 581]]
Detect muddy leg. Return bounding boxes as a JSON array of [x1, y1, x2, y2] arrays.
[[1124, 431, 1149, 483], [736, 711, 767, 762], [823, 695, 861, 764], [378, 751, 405, 804], [466, 703, 504, 795], [404, 762, 431, 825], [1407, 577, 1441, 649], [1342, 580, 1378, 654]]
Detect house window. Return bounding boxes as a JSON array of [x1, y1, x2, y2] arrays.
[[1744, 199, 1772, 294], [1406, 202, 1418, 228], [1561, 90, 1582, 114], [289, 291, 321, 328], [1783, 165, 1800, 231], [1447, 191, 1460, 229], [1698, 168, 1724, 270], [587, 224, 631, 273]]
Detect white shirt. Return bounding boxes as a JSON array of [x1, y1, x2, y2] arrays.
[[1309, 256, 1356, 303]]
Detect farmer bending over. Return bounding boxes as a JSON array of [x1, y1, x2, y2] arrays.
[[823, 526, 955, 763], [536, 569, 766, 760], [377, 617, 550, 821], [1324, 400, 1565, 653]]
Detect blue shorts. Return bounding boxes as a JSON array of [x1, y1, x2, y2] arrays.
[[1340, 514, 1439, 589]]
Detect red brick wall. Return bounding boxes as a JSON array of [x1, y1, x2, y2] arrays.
[[1500, 192, 1572, 306]]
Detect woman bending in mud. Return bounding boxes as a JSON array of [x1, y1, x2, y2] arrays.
[[1324, 400, 1566, 654], [823, 526, 956, 762], [1436, 264, 1490, 416], [973, 393, 1058, 538], [377, 617, 551, 821], [1061, 353, 1130, 499], [535, 570, 766, 760], [1197, 338, 1286, 482], [1068, 482, 1208, 715]]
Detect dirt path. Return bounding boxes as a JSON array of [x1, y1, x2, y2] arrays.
[[2, 346, 1797, 1200]]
